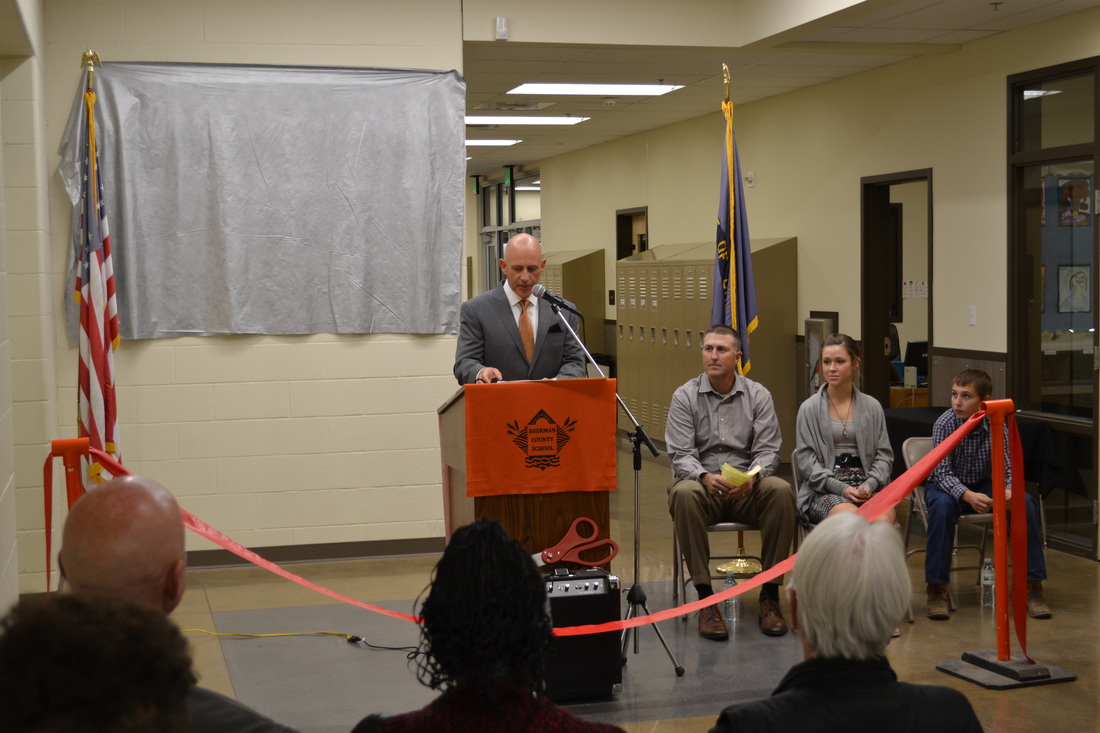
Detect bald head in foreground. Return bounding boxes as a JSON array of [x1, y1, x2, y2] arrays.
[[60, 475, 301, 733], [709, 513, 985, 733], [61, 474, 186, 613]]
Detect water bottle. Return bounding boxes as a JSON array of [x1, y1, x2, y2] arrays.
[[723, 570, 738, 623], [980, 557, 995, 608]]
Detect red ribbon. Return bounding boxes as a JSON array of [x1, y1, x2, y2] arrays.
[[42, 413, 1030, 653], [46, 446, 418, 624], [556, 408, 1031, 655]]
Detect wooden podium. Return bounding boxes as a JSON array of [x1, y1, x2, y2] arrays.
[[437, 379, 616, 558]]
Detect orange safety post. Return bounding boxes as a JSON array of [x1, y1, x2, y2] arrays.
[[53, 438, 91, 508], [983, 399, 1013, 662], [42, 437, 91, 592]]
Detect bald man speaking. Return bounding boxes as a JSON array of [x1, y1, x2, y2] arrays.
[[453, 233, 587, 385], [60, 475, 299, 733]]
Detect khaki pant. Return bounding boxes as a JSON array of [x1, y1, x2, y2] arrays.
[[668, 475, 796, 593]]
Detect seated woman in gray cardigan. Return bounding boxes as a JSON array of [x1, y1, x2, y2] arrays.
[[794, 334, 894, 527]]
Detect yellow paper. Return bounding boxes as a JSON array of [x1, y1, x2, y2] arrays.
[[721, 463, 760, 487]]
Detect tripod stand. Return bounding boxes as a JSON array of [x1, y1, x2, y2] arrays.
[[541, 298, 684, 676], [619, 427, 684, 676]]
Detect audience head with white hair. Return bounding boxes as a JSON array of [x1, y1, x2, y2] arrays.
[[787, 512, 909, 660]]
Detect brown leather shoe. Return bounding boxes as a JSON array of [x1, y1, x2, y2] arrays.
[[758, 598, 788, 636], [1027, 582, 1052, 619], [926, 584, 950, 620], [698, 603, 729, 641]]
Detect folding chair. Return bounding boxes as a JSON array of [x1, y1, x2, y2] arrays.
[[901, 436, 992, 614], [789, 452, 813, 542], [671, 522, 761, 612]]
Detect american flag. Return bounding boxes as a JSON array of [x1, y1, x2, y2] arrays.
[[710, 97, 758, 374], [76, 87, 121, 484]]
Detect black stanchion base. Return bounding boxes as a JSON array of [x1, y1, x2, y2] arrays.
[[937, 650, 1076, 689]]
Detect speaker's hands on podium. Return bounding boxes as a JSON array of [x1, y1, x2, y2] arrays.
[[475, 367, 503, 383]]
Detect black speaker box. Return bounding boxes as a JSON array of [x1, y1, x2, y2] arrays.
[[542, 568, 622, 701]]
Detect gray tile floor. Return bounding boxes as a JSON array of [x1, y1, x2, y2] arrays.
[[179, 444, 1100, 733]]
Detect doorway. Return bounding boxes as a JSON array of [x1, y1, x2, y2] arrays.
[[616, 207, 648, 260], [860, 170, 932, 406]]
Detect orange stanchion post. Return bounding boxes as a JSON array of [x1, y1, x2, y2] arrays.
[[983, 399, 1013, 662], [42, 437, 90, 593], [936, 401, 1074, 689], [52, 437, 91, 508]]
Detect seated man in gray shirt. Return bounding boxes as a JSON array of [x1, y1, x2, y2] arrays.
[[60, 475, 301, 733], [665, 324, 797, 641]]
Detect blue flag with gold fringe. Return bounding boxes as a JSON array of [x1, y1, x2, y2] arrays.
[[710, 98, 758, 374]]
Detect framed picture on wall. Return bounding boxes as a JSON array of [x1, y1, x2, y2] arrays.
[[1057, 178, 1091, 227], [1058, 265, 1090, 313]]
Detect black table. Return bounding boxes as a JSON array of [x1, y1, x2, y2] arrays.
[[883, 407, 1061, 495]]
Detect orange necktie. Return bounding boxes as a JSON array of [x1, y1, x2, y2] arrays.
[[519, 299, 535, 363]]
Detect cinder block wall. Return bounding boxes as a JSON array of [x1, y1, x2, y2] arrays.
[[7, 0, 465, 592], [4, 0, 55, 605]]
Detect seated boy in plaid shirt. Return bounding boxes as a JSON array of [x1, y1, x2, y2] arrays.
[[924, 369, 1050, 620]]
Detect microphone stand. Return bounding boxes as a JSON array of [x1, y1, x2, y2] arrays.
[[546, 301, 685, 677]]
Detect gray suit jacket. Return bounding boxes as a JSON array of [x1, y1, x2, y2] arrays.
[[453, 285, 587, 384]]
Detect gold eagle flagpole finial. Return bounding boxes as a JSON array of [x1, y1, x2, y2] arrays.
[[81, 50, 101, 91], [722, 63, 730, 103]]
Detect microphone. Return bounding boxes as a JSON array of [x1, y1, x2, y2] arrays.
[[531, 284, 582, 316]]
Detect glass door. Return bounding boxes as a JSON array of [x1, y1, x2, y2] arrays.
[[1009, 61, 1098, 558]]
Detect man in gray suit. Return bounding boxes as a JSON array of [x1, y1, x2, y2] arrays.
[[454, 233, 587, 384]]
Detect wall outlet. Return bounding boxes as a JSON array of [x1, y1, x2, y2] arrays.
[[968, 305, 977, 326]]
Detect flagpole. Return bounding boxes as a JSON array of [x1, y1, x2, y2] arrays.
[[76, 48, 100, 464], [76, 49, 99, 469], [722, 65, 738, 367], [74, 48, 121, 485], [711, 62, 758, 375]]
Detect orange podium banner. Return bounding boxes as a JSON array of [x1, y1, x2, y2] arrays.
[[465, 378, 617, 497]]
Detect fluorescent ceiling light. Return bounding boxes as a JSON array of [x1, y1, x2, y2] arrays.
[[508, 83, 682, 96], [515, 186, 541, 191], [465, 115, 588, 125], [465, 139, 522, 146]]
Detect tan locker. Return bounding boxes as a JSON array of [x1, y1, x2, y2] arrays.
[[542, 249, 605, 354], [679, 263, 702, 384], [618, 260, 641, 432], [615, 267, 630, 431], [639, 262, 652, 430], [648, 264, 662, 432]]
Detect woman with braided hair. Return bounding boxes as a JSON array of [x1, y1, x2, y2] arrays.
[[352, 518, 623, 732]]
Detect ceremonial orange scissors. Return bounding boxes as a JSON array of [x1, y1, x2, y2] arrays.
[[532, 517, 618, 567]]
